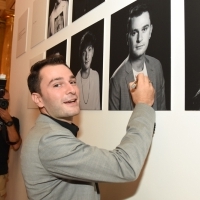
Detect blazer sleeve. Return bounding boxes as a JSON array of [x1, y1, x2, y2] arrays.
[[38, 103, 155, 183]]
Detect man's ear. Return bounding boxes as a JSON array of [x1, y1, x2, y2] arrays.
[[149, 24, 153, 39], [31, 93, 44, 108]]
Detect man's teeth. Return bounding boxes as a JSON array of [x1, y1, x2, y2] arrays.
[[67, 99, 75, 103]]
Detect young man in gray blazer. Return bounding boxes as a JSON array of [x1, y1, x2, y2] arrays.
[[109, 3, 166, 110], [21, 55, 155, 200]]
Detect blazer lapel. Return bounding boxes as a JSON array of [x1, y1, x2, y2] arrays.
[[125, 57, 134, 109], [125, 57, 135, 83], [145, 56, 156, 87]]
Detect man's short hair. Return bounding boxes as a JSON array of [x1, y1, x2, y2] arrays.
[[27, 54, 68, 95], [79, 31, 96, 58], [127, 3, 152, 33]]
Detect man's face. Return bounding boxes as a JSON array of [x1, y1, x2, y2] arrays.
[[127, 12, 153, 59], [33, 64, 80, 123], [81, 45, 94, 70]]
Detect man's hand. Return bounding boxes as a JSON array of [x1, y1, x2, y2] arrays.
[[129, 73, 155, 107], [0, 108, 12, 123], [0, 107, 21, 150]]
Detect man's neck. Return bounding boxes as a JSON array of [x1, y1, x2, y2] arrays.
[[129, 54, 145, 72], [40, 108, 73, 124], [81, 68, 90, 79]]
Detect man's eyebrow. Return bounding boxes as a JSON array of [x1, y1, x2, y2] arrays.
[[70, 75, 76, 79], [48, 77, 63, 85], [131, 24, 150, 32], [48, 75, 76, 85], [143, 24, 150, 28]]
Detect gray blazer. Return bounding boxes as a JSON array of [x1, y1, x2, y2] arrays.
[[21, 104, 155, 200], [109, 55, 166, 110]]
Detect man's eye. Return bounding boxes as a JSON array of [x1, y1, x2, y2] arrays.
[[142, 26, 148, 32], [70, 81, 76, 85], [130, 31, 136, 36], [53, 84, 61, 87]]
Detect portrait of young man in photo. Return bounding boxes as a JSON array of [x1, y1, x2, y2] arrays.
[[109, 1, 171, 111], [75, 31, 100, 110], [70, 20, 104, 110]]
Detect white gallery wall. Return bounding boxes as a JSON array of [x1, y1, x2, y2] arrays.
[[5, 0, 200, 200]]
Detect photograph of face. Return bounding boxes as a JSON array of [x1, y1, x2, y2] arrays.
[[127, 12, 153, 59], [81, 44, 94, 71], [46, 39, 67, 61], [70, 19, 104, 110], [72, 0, 105, 22], [47, 0, 69, 38], [185, 0, 200, 110], [109, 0, 171, 111]]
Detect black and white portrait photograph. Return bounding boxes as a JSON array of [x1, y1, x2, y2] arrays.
[[185, 0, 200, 110], [70, 19, 104, 110], [46, 39, 67, 61], [109, 0, 171, 111], [72, 0, 105, 22], [47, 0, 69, 38]]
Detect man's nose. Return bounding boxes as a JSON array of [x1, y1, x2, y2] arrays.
[[85, 52, 89, 60], [66, 83, 76, 94], [137, 32, 143, 43]]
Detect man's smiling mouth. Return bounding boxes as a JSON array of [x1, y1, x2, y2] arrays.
[[64, 98, 77, 104], [136, 45, 144, 49]]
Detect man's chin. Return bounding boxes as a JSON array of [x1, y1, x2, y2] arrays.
[[84, 63, 91, 68], [71, 107, 80, 116], [132, 52, 145, 60], [73, 107, 80, 116]]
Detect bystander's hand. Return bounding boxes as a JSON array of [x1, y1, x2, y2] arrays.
[[129, 73, 155, 107], [0, 108, 12, 123]]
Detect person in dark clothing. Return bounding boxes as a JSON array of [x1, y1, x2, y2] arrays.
[[0, 90, 21, 200]]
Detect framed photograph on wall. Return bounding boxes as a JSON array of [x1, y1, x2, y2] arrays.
[[47, 0, 69, 38], [72, 0, 105, 22], [185, 0, 200, 110], [109, 0, 171, 111], [70, 19, 104, 110], [46, 39, 67, 60]]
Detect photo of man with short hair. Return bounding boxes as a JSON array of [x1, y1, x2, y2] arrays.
[[109, 1, 170, 111]]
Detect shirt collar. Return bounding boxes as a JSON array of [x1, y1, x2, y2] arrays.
[[41, 114, 79, 137]]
